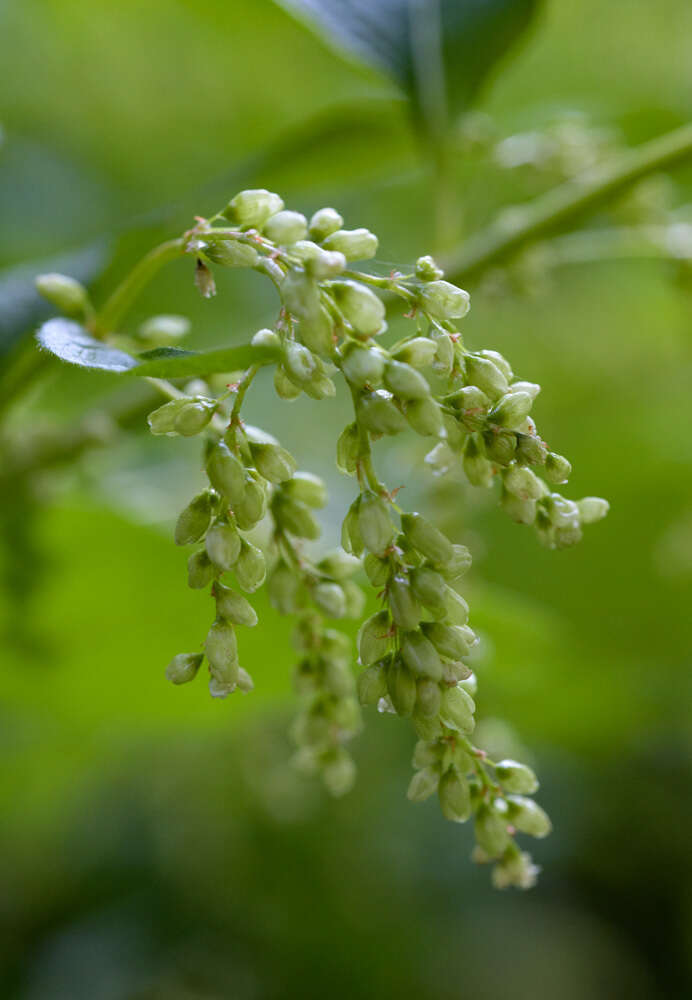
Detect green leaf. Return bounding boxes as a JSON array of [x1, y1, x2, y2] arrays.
[[274, 0, 540, 130], [36, 319, 280, 377]]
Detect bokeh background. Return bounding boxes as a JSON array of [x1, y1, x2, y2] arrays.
[[2, 1, 692, 997]]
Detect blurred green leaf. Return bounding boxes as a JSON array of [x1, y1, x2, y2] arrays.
[[274, 0, 540, 135], [36, 319, 280, 376]]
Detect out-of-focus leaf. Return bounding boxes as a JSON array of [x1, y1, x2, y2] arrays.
[[273, 0, 540, 133], [36, 320, 279, 377], [0, 244, 108, 360]]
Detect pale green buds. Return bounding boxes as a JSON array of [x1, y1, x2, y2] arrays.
[[431, 329, 454, 376], [439, 768, 471, 822], [357, 610, 392, 665], [358, 491, 395, 556], [139, 314, 190, 345], [503, 464, 544, 500], [205, 619, 239, 683], [331, 281, 386, 338], [341, 342, 385, 388], [206, 519, 241, 571], [298, 307, 335, 355], [206, 442, 245, 502], [364, 553, 388, 587], [443, 587, 470, 626], [505, 796, 552, 837], [410, 566, 447, 613], [174, 399, 215, 436], [313, 581, 347, 618], [236, 667, 255, 693], [201, 239, 259, 268], [214, 582, 258, 627], [448, 385, 490, 432], [415, 255, 444, 281], [544, 452, 572, 484], [187, 550, 216, 589], [489, 391, 533, 429], [401, 512, 453, 565], [284, 471, 327, 509], [357, 390, 407, 435], [274, 366, 302, 400], [283, 341, 317, 385], [436, 543, 473, 580], [416, 677, 442, 718], [405, 398, 444, 437], [147, 397, 189, 435], [475, 805, 510, 857], [384, 360, 430, 400], [516, 432, 548, 466], [478, 349, 513, 382], [322, 228, 378, 261], [35, 273, 90, 317], [401, 630, 442, 680], [576, 496, 609, 524], [275, 496, 321, 539], [309, 207, 344, 242], [407, 767, 440, 801], [393, 337, 437, 368], [463, 435, 494, 487], [175, 489, 216, 545], [495, 760, 539, 795], [317, 548, 360, 579], [268, 560, 301, 614], [336, 422, 360, 475], [234, 539, 266, 592], [293, 241, 346, 278], [421, 622, 475, 660], [357, 662, 388, 705], [419, 280, 470, 320], [250, 441, 296, 484], [224, 188, 284, 227], [234, 471, 267, 530], [387, 575, 422, 631], [263, 210, 308, 244], [165, 652, 203, 685], [387, 658, 417, 717], [251, 328, 281, 351], [341, 498, 363, 555], [464, 355, 509, 400], [501, 488, 536, 525], [439, 684, 475, 733], [482, 429, 517, 466]]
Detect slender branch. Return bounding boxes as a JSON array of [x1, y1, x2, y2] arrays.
[[444, 122, 692, 283]]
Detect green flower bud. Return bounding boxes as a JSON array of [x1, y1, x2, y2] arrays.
[[297, 307, 335, 355], [387, 657, 417, 717], [387, 575, 422, 631], [358, 491, 395, 556], [439, 684, 475, 734], [478, 349, 513, 382], [268, 560, 302, 614], [293, 240, 346, 277], [577, 496, 610, 524], [443, 587, 470, 626], [281, 471, 326, 509], [234, 471, 267, 531], [237, 667, 255, 693], [357, 662, 388, 705], [464, 355, 509, 401], [419, 280, 470, 320], [415, 677, 442, 718], [341, 498, 363, 555], [503, 464, 544, 500], [447, 385, 490, 432], [322, 228, 378, 261], [336, 422, 360, 476], [435, 543, 473, 581], [165, 652, 203, 685], [482, 429, 517, 466], [412, 739, 439, 769], [357, 610, 392, 666], [187, 549, 215, 589], [544, 452, 572, 484], [401, 630, 442, 680], [405, 397, 444, 438], [501, 487, 536, 525], [175, 489, 217, 545], [283, 340, 317, 385], [274, 365, 303, 400], [331, 281, 386, 339], [364, 552, 388, 586], [393, 337, 437, 368], [139, 314, 190, 345], [214, 581, 258, 627], [475, 805, 510, 857], [439, 768, 472, 822], [251, 328, 281, 350], [400, 512, 453, 565], [317, 548, 361, 579], [512, 380, 541, 400], [341, 342, 385, 388], [410, 566, 447, 613], [147, 397, 191, 435], [274, 497, 321, 540], [206, 442, 245, 502], [384, 360, 431, 401], [309, 207, 344, 241], [205, 519, 241, 571], [174, 399, 215, 436], [223, 188, 284, 227], [506, 796, 552, 838], [421, 622, 475, 660], [35, 273, 90, 317], [235, 539, 266, 592], [313, 581, 347, 618], [250, 441, 297, 484], [495, 760, 539, 795], [303, 368, 336, 400], [458, 671, 478, 697], [407, 767, 439, 801], [413, 715, 444, 741], [516, 432, 548, 465], [488, 391, 533, 429], [322, 748, 356, 797], [463, 435, 494, 487], [205, 618, 238, 668], [263, 210, 308, 244], [442, 660, 473, 684], [431, 329, 454, 376], [415, 255, 444, 281], [357, 390, 407, 435], [201, 239, 259, 268]]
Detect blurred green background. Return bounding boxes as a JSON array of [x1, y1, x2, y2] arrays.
[[2, 0, 692, 996]]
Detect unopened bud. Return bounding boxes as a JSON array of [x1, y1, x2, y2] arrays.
[[341, 342, 385, 388], [251, 328, 281, 350], [341, 498, 363, 555], [410, 566, 447, 613], [275, 496, 321, 540], [415, 255, 444, 281], [482, 428, 517, 465], [495, 760, 539, 795], [201, 239, 258, 268], [313, 581, 346, 618], [147, 397, 190, 436], [322, 227, 378, 261], [358, 491, 395, 556], [205, 519, 241, 571], [309, 207, 344, 241], [174, 399, 215, 436], [357, 389, 407, 435], [439, 684, 475, 733], [234, 471, 267, 530], [223, 188, 284, 227], [501, 487, 536, 525], [384, 360, 430, 400], [332, 280, 386, 339], [544, 452, 572, 484], [475, 805, 510, 857], [506, 795, 552, 837], [336, 422, 360, 475], [401, 630, 442, 680], [387, 575, 421, 631], [234, 539, 266, 592], [421, 622, 475, 659], [419, 280, 470, 320], [489, 391, 533, 429], [503, 464, 544, 500], [35, 273, 90, 317], [435, 543, 473, 580], [205, 619, 239, 681], [463, 435, 494, 487], [214, 582, 258, 627], [139, 314, 190, 345], [416, 677, 442, 718], [357, 662, 388, 705], [401, 512, 453, 565], [478, 349, 513, 381], [464, 354, 509, 400], [357, 610, 392, 665], [175, 489, 217, 545], [439, 768, 472, 822], [250, 441, 296, 484], [187, 550, 216, 589], [516, 432, 547, 465], [283, 340, 317, 386], [394, 337, 437, 368], [206, 442, 245, 502], [407, 767, 439, 801], [322, 748, 357, 797], [387, 657, 417, 717], [165, 652, 203, 685], [577, 496, 609, 524], [274, 365, 302, 400], [317, 548, 361, 579]]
